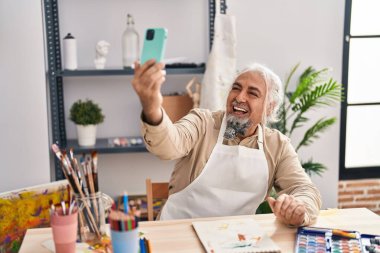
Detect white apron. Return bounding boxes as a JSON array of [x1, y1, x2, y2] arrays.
[[160, 116, 269, 220], [200, 0, 237, 111]]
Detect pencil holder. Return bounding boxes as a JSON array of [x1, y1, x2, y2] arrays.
[[50, 209, 78, 253], [74, 192, 113, 243], [111, 228, 139, 253]]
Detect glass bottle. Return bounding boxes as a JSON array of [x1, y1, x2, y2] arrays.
[[122, 14, 139, 68]]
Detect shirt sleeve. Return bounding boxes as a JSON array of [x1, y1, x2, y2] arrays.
[[140, 108, 207, 160], [273, 138, 322, 226]]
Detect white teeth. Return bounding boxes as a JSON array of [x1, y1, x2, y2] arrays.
[[233, 106, 247, 113]]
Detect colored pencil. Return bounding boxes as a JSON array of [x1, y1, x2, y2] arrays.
[[123, 191, 129, 214]]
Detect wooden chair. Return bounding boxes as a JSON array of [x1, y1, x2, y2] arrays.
[[145, 178, 169, 221]]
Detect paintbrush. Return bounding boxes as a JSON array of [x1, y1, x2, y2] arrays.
[[51, 143, 63, 160], [72, 157, 83, 191], [79, 156, 89, 195], [62, 151, 73, 173], [52, 144, 70, 179], [86, 157, 99, 224], [54, 144, 72, 169], [69, 148, 76, 171], [50, 204, 56, 216], [91, 151, 99, 192], [84, 158, 92, 195], [63, 160, 101, 238], [60, 155, 79, 194]]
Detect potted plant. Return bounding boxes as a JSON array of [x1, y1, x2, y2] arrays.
[[256, 64, 343, 214], [69, 99, 105, 146], [272, 63, 342, 176]]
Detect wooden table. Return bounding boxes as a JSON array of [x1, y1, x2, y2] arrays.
[[19, 208, 380, 253]]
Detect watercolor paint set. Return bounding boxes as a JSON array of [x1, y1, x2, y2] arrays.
[[295, 227, 380, 253]]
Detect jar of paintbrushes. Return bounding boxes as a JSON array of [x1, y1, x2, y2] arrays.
[[51, 144, 113, 247], [75, 191, 113, 242]]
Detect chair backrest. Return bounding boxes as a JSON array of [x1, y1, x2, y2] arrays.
[[145, 178, 169, 221]]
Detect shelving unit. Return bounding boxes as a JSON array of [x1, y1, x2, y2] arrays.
[[58, 67, 205, 77], [43, 0, 227, 180], [66, 138, 147, 154]]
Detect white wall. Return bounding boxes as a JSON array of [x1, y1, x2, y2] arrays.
[[0, 0, 345, 208], [0, 0, 51, 192]]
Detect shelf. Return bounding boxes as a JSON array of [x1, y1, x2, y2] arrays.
[[58, 66, 205, 77], [66, 138, 147, 154], [45, 0, 219, 180]]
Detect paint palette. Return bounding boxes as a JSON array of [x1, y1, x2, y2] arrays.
[[361, 234, 380, 253], [295, 227, 380, 253]]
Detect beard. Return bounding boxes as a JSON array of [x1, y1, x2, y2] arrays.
[[223, 114, 252, 140]]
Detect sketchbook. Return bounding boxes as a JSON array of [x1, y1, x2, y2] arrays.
[[192, 218, 281, 253]]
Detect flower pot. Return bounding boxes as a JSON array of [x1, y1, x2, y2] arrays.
[[76, 124, 97, 146]]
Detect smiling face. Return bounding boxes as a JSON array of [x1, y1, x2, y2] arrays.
[[225, 71, 267, 139]]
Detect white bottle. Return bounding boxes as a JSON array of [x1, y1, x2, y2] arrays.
[[63, 33, 78, 70], [122, 14, 140, 68]]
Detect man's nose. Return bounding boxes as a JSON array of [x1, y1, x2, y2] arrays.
[[235, 91, 247, 103]]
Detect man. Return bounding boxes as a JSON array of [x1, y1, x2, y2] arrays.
[[132, 59, 321, 226]]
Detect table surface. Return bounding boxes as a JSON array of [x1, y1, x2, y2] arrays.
[[19, 208, 380, 253]]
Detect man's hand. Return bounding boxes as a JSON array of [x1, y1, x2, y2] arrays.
[[267, 194, 306, 227], [132, 59, 166, 125]]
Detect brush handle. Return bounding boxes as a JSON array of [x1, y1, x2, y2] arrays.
[[72, 172, 101, 238], [92, 172, 99, 192]]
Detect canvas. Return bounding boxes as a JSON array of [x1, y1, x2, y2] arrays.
[[0, 180, 69, 253]]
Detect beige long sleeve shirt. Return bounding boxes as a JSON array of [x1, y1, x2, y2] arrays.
[[141, 108, 322, 225]]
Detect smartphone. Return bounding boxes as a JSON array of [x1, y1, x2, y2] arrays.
[[140, 28, 168, 65]]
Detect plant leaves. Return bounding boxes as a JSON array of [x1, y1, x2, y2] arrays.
[[255, 189, 277, 214], [301, 159, 328, 177], [69, 99, 105, 125], [272, 64, 343, 178], [289, 114, 309, 135], [296, 117, 336, 151], [291, 79, 342, 113], [255, 200, 273, 214], [290, 67, 330, 103], [284, 63, 300, 93]]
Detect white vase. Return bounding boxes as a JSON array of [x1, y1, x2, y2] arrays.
[[76, 124, 97, 146]]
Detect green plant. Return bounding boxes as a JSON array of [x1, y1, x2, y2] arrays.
[[271, 63, 343, 176], [69, 99, 105, 125]]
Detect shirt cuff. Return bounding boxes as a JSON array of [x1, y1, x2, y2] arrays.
[[141, 108, 172, 134]]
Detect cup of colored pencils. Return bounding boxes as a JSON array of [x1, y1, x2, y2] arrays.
[[110, 192, 141, 253]]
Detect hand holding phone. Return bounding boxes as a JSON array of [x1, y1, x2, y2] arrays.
[[140, 28, 168, 65]]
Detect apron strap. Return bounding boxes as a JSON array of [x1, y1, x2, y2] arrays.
[[257, 124, 264, 150], [215, 0, 221, 16], [218, 114, 265, 150]]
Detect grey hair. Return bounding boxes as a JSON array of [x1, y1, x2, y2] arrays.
[[235, 63, 283, 125]]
